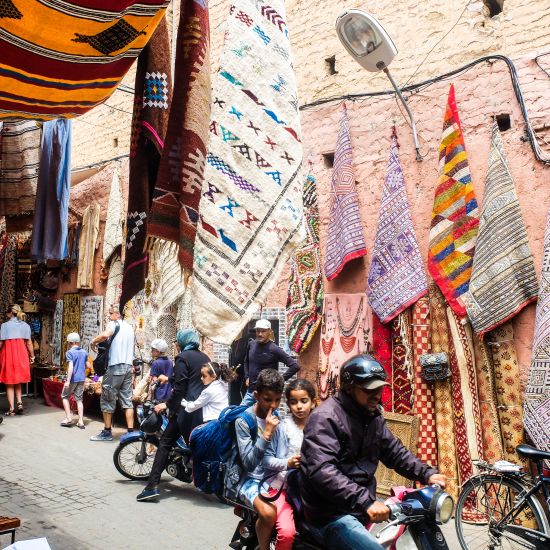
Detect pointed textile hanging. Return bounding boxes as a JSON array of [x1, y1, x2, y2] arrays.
[[428, 85, 478, 317], [324, 104, 367, 281], [367, 132, 427, 323], [465, 122, 538, 334]]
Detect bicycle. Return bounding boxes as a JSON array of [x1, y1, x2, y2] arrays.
[[455, 444, 550, 549]]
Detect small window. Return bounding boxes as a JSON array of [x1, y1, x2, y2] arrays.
[[325, 56, 337, 76], [496, 113, 511, 132], [113, 137, 119, 148], [323, 152, 335, 168], [483, 0, 503, 17]]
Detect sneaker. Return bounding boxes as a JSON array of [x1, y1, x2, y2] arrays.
[[90, 429, 113, 441], [136, 487, 159, 502]]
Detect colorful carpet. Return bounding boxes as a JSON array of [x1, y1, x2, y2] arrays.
[[324, 104, 367, 281], [191, 0, 305, 344], [148, 0, 211, 271], [0, 0, 168, 120], [77, 203, 101, 290], [466, 122, 538, 334], [61, 293, 81, 364], [372, 313, 393, 409], [428, 84, 478, 318], [367, 131, 427, 323], [286, 173, 324, 354], [391, 310, 413, 415], [102, 165, 125, 265], [80, 296, 104, 353]]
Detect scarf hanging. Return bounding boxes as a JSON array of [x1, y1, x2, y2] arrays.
[[80, 296, 104, 353], [31, 119, 71, 261], [103, 166, 125, 266], [77, 203, 101, 290], [191, 0, 305, 344], [391, 310, 413, 414], [324, 104, 366, 281], [0, 234, 17, 315], [52, 299, 64, 366], [372, 314, 393, 409], [428, 84, 478, 318], [286, 173, 324, 353], [367, 132, 427, 323], [148, 0, 211, 272], [120, 16, 172, 310]]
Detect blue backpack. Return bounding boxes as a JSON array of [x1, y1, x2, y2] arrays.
[[189, 405, 257, 496]]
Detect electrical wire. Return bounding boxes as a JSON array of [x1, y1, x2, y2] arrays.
[[534, 52, 550, 79], [72, 153, 129, 172]]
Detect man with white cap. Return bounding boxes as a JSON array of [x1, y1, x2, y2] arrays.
[[241, 318, 299, 406], [149, 338, 173, 403]]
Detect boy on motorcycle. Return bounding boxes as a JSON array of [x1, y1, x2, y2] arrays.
[[299, 354, 446, 550]]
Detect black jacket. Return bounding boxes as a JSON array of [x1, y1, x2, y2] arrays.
[[299, 390, 437, 523], [244, 340, 299, 389]]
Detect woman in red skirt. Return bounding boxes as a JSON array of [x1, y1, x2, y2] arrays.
[[0, 304, 34, 416]]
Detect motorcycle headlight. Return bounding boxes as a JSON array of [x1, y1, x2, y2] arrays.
[[434, 492, 454, 524]]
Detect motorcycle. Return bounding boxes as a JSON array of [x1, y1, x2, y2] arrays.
[[229, 483, 454, 550]]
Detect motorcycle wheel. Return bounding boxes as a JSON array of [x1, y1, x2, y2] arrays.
[[113, 439, 159, 480]]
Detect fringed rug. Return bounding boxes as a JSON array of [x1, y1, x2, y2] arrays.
[[80, 296, 104, 353], [191, 0, 305, 344], [61, 293, 81, 364], [0, 1, 168, 120], [149, 239, 185, 315], [372, 314, 393, 409], [324, 104, 366, 281], [103, 166, 125, 265], [148, 0, 211, 272], [391, 310, 413, 414], [466, 122, 538, 334], [77, 203, 101, 289], [428, 85, 478, 318], [367, 131, 427, 323], [286, 173, 324, 353], [52, 299, 64, 366]]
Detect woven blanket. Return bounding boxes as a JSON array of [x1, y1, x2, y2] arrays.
[[30, 119, 71, 261], [391, 310, 413, 414], [0, 0, 168, 120], [412, 297, 438, 466], [77, 203, 101, 289], [428, 85, 478, 318], [190, 0, 305, 344], [465, 122, 538, 334], [0, 120, 41, 216], [148, 0, 211, 272], [80, 296, 104, 353], [317, 294, 372, 400], [367, 132, 427, 323], [149, 239, 185, 315], [52, 299, 63, 366], [324, 104, 366, 281], [372, 313, 392, 409], [120, 17, 171, 310], [61, 293, 81, 364], [103, 166, 125, 265], [286, 173, 324, 353]]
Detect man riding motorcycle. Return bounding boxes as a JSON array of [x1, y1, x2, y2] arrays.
[[299, 354, 446, 550]]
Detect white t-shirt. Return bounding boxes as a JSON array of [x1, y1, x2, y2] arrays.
[[107, 320, 135, 367]]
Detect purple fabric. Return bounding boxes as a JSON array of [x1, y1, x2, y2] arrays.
[[150, 355, 174, 402]]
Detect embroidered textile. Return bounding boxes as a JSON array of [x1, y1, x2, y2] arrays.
[[148, 0, 211, 271], [103, 166, 125, 265], [412, 297, 437, 466], [0, 234, 17, 315], [52, 299, 63, 366], [80, 296, 103, 353], [0, 120, 41, 216], [30, 119, 71, 261], [120, 17, 172, 310], [372, 314, 392, 409], [428, 85, 478, 317], [0, 1, 169, 120], [367, 133, 427, 323], [391, 310, 413, 414], [191, 0, 305, 344], [317, 294, 372, 400], [104, 253, 123, 325], [324, 104, 366, 281], [61, 293, 81, 364], [286, 174, 324, 353], [77, 203, 101, 289]]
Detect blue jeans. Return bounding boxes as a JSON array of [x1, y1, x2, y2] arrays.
[[240, 390, 256, 407], [308, 515, 383, 550]]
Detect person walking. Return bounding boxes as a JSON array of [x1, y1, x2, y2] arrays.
[[60, 332, 88, 429], [0, 304, 34, 416], [89, 304, 135, 441]]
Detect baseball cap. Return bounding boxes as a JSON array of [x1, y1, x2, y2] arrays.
[[67, 332, 81, 343], [357, 378, 390, 390], [151, 338, 168, 353], [254, 319, 271, 330]]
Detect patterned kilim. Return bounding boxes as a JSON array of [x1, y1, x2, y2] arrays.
[[190, 0, 305, 344], [324, 104, 366, 281], [80, 296, 104, 353], [391, 310, 413, 414], [0, 234, 16, 316], [372, 313, 393, 409], [488, 323, 527, 465], [52, 299, 63, 366], [102, 166, 125, 265], [412, 297, 437, 466], [120, 17, 171, 310], [428, 283, 459, 501], [286, 173, 324, 353], [428, 85, 478, 318], [525, 208, 550, 454], [148, 0, 211, 271], [61, 293, 81, 364], [77, 203, 101, 289], [0, 0, 168, 120], [0, 120, 41, 216], [367, 132, 427, 323]]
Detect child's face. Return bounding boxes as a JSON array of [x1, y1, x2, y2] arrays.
[[151, 348, 160, 359], [200, 366, 216, 386], [288, 389, 313, 421], [254, 389, 282, 417]]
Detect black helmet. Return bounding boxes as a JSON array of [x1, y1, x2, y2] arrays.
[[140, 410, 162, 433], [340, 354, 388, 390]]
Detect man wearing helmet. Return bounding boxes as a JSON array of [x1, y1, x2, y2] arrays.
[[300, 353, 446, 550]]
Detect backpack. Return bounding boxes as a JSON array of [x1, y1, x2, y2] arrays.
[[92, 321, 120, 377], [189, 405, 257, 498]]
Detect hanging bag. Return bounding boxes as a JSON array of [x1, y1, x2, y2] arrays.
[[419, 352, 450, 381], [92, 321, 120, 377]]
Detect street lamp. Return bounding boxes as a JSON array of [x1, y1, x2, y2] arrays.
[[336, 9, 422, 161]]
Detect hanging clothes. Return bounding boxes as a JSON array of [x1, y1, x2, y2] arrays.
[[77, 203, 101, 289]]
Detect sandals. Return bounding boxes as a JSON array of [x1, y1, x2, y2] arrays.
[[76, 423, 85, 430], [60, 419, 73, 427], [4, 410, 15, 417], [15, 402, 23, 415]]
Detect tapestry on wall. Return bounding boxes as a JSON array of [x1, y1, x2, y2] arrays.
[[324, 104, 366, 281], [428, 84, 478, 318], [120, 17, 172, 310], [0, 1, 168, 120], [0, 234, 17, 316], [80, 296, 104, 353], [367, 131, 427, 323], [103, 165, 125, 265], [318, 294, 372, 400], [52, 299, 63, 366], [148, 0, 211, 272], [105, 254, 123, 324], [191, 0, 305, 344], [372, 313, 392, 409], [465, 122, 538, 334], [0, 121, 41, 217], [391, 310, 413, 415], [286, 173, 324, 354], [61, 293, 81, 365], [77, 203, 101, 290]]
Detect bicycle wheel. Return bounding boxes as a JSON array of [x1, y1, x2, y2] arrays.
[[455, 474, 548, 549], [113, 439, 158, 480]]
